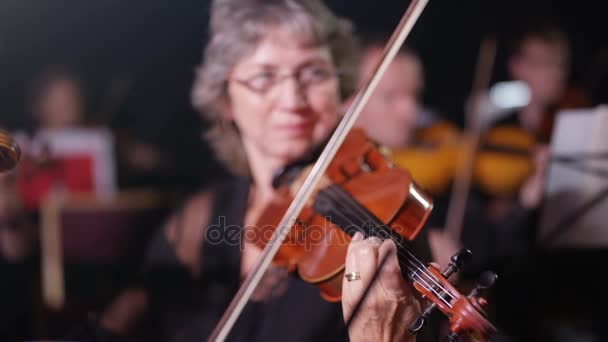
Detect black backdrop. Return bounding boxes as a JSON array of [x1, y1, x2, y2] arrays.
[[1, 0, 606, 185]]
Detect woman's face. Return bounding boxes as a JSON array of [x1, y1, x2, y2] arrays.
[[355, 47, 423, 149], [227, 29, 341, 167], [37, 78, 83, 129]]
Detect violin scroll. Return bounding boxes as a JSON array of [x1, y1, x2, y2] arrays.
[[408, 249, 497, 341]]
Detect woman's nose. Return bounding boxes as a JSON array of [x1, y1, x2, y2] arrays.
[[396, 97, 417, 119], [275, 78, 308, 111]]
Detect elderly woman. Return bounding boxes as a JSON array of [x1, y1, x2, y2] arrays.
[[98, 1, 420, 341]]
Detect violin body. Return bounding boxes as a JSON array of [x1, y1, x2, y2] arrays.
[[390, 121, 462, 195], [475, 125, 535, 196], [252, 129, 433, 301], [390, 120, 536, 197], [248, 129, 496, 341]]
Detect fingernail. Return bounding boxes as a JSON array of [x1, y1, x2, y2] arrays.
[[369, 236, 383, 246], [352, 232, 363, 241], [384, 238, 397, 251]]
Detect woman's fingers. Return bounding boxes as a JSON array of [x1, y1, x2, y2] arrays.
[[343, 233, 382, 318], [377, 239, 412, 301], [342, 235, 420, 342]]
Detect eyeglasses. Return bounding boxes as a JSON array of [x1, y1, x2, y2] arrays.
[[229, 64, 339, 96]]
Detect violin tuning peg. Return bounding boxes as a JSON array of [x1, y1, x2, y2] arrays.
[[477, 270, 498, 289], [408, 315, 426, 334], [451, 248, 473, 267], [408, 302, 438, 334], [468, 271, 498, 298], [442, 248, 472, 278]]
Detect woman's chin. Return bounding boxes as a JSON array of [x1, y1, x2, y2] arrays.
[[270, 141, 316, 165]]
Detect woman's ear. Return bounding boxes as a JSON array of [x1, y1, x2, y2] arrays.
[[217, 97, 233, 121]]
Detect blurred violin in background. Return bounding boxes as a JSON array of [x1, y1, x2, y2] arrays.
[[390, 120, 536, 197], [390, 86, 591, 198]]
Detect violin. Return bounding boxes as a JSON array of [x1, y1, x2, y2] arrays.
[[475, 124, 536, 196], [391, 34, 591, 199], [0, 130, 21, 173], [475, 86, 592, 196], [209, 0, 497, 341], [389, 120, 463, 195], [391, 120, 536, 197], [254, 128, 497, 340]]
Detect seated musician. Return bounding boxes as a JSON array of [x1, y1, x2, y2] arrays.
[[482, 25, 593, 341], [486, 25, 581, 259], [28, 67, 87, 131], [495, 25, 582, 144], [93, 1, 421, 341], [14, 67, 116, 209]]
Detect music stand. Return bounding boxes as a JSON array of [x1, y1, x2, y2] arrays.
[[537, 105, 608, 248]]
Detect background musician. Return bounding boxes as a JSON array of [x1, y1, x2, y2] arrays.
[[353, 37, 425, 150], [485, 26, 576, 260], [482, 25, 590, 341]]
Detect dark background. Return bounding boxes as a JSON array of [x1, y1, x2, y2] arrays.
[[1, 0, 606, 185], [1, 2, 606, 340]]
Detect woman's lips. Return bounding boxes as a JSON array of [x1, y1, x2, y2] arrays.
[[274, 122, 313, 135]]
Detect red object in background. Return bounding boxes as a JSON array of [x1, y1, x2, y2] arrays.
[[16, 154, 94, 210]]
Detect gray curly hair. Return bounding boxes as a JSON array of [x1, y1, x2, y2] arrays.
[[191, 0, 360, 176]]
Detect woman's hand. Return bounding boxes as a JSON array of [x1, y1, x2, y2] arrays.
[[342, 232, 420, 342], [519, 144, 549, 209]]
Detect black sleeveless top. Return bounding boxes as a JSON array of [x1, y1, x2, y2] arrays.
[[141, 177, 347, 342]]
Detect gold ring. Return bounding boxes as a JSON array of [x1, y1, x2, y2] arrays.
[[345, 271, 361, 282]]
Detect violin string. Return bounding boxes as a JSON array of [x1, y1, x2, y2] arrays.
[[318, 190, 453, 305], [328, 191, 454, 307], [321, 194, 450, 304], [325, 185, 431, 271], [322, 202, 453, 308], [322, 186, 454, 306], [325, 185, 450, 285], [325, 185, 447, 282]]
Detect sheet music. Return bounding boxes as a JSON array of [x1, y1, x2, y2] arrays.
[[538, 105, 608, 248], [33, 127, 117, 199]]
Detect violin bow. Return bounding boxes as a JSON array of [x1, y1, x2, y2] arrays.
[[444, 36, 497, 241], [207, 0, 430, 340]]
